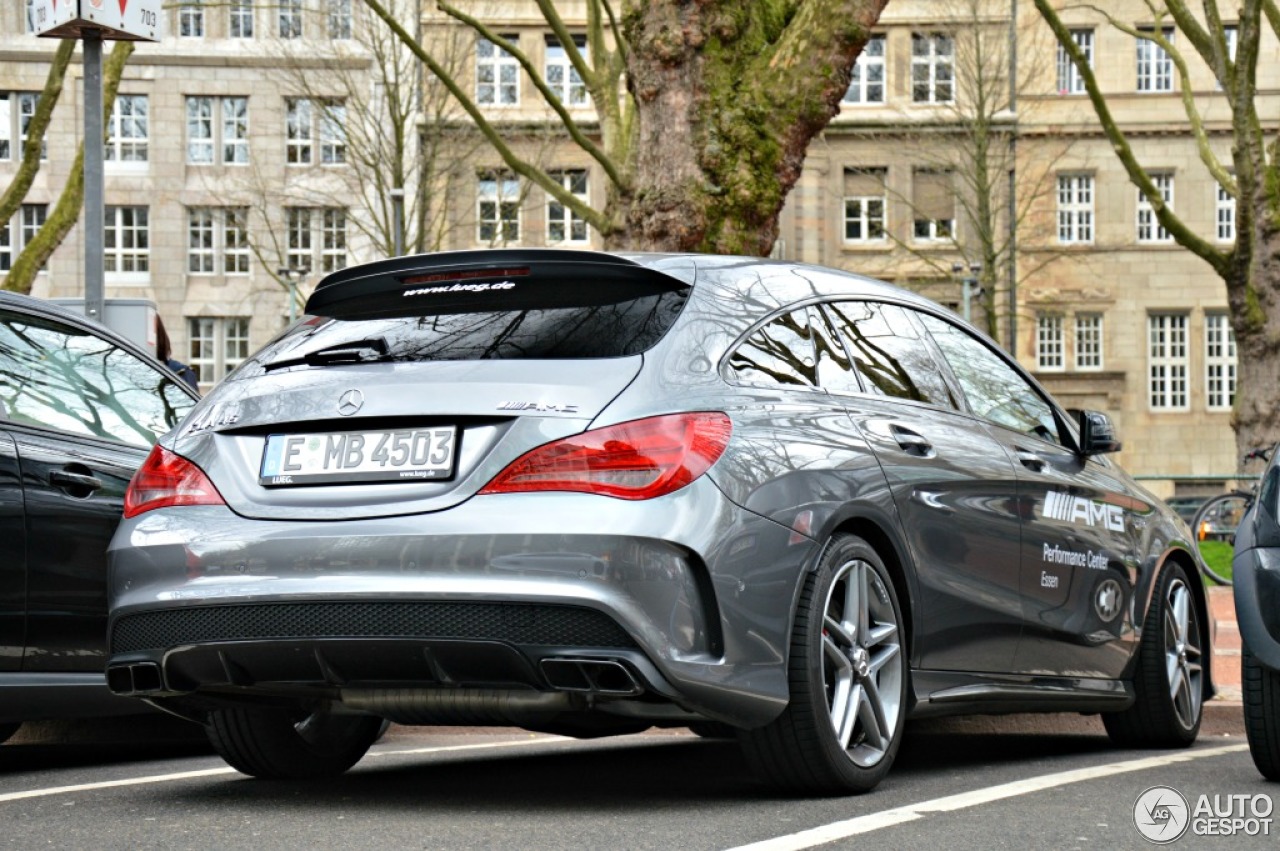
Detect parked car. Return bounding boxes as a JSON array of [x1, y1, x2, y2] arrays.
[[1231, 446, 1280, 780], [0, 292, 200, 744], [105, 250, 1211, 794]]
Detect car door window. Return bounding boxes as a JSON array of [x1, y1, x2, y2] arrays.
[[916, 312, 1061, 445], [0, 309, 195, 447], [824, 301, 958, 408], [808, 304, 863, 395], [727, 307, 819, 388]]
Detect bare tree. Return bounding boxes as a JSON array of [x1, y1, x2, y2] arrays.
[[1034, 0, 1280, 460], [361, 0, 890, 255], [1, 42, 134, 294]]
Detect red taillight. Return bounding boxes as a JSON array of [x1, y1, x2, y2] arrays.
[[479, 412, 732, 500], [124, 445, 226, 518]]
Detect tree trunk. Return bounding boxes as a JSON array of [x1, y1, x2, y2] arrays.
[[1231, 182, 1280, 461], [612, 0, 889, 254]]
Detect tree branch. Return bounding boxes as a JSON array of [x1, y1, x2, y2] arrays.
[[0, 40, 76, 233]]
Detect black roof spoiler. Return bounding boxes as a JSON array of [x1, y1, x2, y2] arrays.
[[305, 249, 691, 320]]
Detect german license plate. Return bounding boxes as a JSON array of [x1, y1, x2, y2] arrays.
[[259, 427, 456, 486]]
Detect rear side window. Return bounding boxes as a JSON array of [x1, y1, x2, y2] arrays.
[[0, 309, 196, 447], [728, 308, 818, 387], [255, 291, 689, 369], [824, 301, 958, 408]]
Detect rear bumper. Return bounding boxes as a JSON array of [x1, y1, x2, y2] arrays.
[[107, 482, 816, 727]]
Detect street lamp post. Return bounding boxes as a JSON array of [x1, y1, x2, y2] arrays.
[[952, 261, 983, 325], [277, 267, 304, 323], [389, 187, 405, 257]]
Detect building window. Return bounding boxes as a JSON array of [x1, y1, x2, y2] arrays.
[[1136, 27, 1175, 92], [1075, 313, 1104, 370], [104, 206, 149, 277], [1057, 174, 1094, 244], [843, 167, 887, 242], [321, 208, 347, 272], [1056, 29, 1093, 94], [0, 204, 46, 272], [279, 0, 303, 39], [186, 96, 249, 165], [178, 0, 204, 37], [547, 169, 589, 244], [476, 35, 520, 106], [1036, 314, 1065, 371], [477, 172, 520, 244], [1205, 313, 1237, 411], [106, 94, 148, 163], [187, 207, 250, 275], [546, 35, 588, 107], [229, 1, 254, 38], [1216, 26, 1237, 90], [286, 207, 313, 272], [287, 98, 344, 165], [3, 91, 48, 162], [285, 207, 347, 272], [911, 33, 954, 103], [912, 169, 954, 241], [1137, 173, 1174, 243], [1148, 313, 1189, 410], [328, 0, 352, 40], [1216, 182, 1235, 243], [843, 34, 886, 104], [188, 317, 250, 389], [319, 102, 346, 164], [24, 0, 37, 33]]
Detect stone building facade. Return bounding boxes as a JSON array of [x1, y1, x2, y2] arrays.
[[0, 0, 1264, 491]]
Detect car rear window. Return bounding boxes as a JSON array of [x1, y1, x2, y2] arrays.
[[249, 292, 689, 372]]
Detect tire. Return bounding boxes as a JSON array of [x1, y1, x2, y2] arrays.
[[1190, 493, 1249, 586], [0, 722, 20, 745], [1103, 562, 1203, 748], [1243, 646, 1280, 781], [739, 534, 907, 795], [206, 703, 383, 779]]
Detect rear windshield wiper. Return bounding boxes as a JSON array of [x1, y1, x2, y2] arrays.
[[264, 337, 391, 371]]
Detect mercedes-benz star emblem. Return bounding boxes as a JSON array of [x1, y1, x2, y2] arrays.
[[337, 389, 364, 416]]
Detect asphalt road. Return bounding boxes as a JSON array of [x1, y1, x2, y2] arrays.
[[0, 716, 1273, 850]]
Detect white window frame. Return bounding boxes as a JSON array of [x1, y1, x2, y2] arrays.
[[1056, 173, 1094, 244], [321, 208, 347, 272], [319, 102, 346, 164], [328, 0, 352, 40], [104, 205, 150, 281], [911, 33, 954, 104], [546, 35, 589, 107], [188, 317, 250, 390], [546, 169, 589, 244], [188, 207, 251, 276], [1056, 29, 1093, 94], [186, 96, 249, 166], [279, 0, 303, 39], [1148, 313, 1189, 411], [105, 94, 148, 167], [476, 35, 520, 107], [1216, 26, 1237, 91], [477, 173, 521, 245], [286, 98, 313, 165], [178, 0, 204, 38], [1136, 27, 1175, 92], [1205, 313, 1237, 411], [1216, 182, 1236, 243], [844, 34, 886, 104], [1075, 313, 1104, 371], [1036, 314, 1065, 371], [229, 0, 254, 38], [843, 195, 886, 243], [0, 203, 46, 273], [1137, 172, 1174, 243], [24, 0, 37, 33], [286, 207, 314, 272]]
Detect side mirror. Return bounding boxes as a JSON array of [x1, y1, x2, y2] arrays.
[[1075, 409, 1122, 456]]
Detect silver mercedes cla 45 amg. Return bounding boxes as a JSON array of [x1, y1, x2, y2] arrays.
[[107, 249, 1211, 794]]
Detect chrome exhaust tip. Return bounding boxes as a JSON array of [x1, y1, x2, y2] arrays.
[[540, 658, 643, 696]]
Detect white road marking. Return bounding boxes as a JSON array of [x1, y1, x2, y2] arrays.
[[0, 736, 562, 804], [723, 743, 1249, 851]]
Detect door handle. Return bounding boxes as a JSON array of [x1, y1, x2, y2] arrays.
[[890, 425, 933, 457], [50, 469, 103, 493], [1014, 450, 1045, 472]]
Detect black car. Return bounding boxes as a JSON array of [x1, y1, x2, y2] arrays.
[[0, 292, 199, 744], [1232, 446, 1280, 780], [105, 251, 1212, 793]]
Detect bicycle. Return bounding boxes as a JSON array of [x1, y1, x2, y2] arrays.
[[1189, 445, 1274, 586]]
